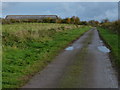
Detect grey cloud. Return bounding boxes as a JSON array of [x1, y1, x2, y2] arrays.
[[2, 2, 118, 21]]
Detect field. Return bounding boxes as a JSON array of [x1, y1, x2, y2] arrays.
[[2, 23, 91, 88], [98, 27, 119, 73]]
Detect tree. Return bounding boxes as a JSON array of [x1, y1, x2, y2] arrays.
[[101, 19, 109, 24], [74, 17, 80, 25], [79, 21, 88, 25], [70, 16, 76, 24], [70, 16, 80, 24], [88, 20, 99, 26], [66, 18, 71, 24], [56, 18, 62, 23]]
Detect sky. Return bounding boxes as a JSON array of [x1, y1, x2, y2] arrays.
[[2, 2, 119, 21]]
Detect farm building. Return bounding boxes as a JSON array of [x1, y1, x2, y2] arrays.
[[5, 15, 58, 20]]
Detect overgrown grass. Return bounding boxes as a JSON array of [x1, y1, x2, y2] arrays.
[[2, 23, 91, 88], [98, 27, 119, 74]]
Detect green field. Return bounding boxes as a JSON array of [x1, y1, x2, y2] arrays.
[[98, 27, 119, 73], [2, 23, 91, 88]]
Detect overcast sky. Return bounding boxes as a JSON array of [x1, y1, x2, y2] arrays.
[[2, 2, 118, 21]]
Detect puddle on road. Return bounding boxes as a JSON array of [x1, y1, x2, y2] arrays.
[[100, 40, 103, 43], [65, 46, 74, 51], [98, 46, 110, 53]]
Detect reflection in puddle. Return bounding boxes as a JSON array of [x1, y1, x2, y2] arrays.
[[98, 46, 110, 53], [100, 40, 103, 43], [65, 46, 74, 50]]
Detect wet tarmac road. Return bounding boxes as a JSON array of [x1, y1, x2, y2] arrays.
[[23, 28, 118, 88]]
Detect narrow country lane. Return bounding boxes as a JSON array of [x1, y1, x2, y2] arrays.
[[22, 28, 118, 88]]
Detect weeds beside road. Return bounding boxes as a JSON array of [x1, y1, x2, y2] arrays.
[[2, 23, 91, 88], [98, 27, 119, 80]]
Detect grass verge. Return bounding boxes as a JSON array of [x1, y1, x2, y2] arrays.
[[97, 27, 119, 82], [2, 23, 91, 88]]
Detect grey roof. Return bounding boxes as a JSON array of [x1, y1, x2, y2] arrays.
[[5, 15, 58, 19]]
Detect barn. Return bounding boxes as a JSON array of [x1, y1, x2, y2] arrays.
[[5, 15, 58, 20]]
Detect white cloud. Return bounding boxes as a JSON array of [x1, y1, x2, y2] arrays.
[[105, 9, 118, 20], [89, 8, 118, 21], [54, 3, 85, 18]]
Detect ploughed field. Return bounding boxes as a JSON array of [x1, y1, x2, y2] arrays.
[[2, 23, 91, 88]]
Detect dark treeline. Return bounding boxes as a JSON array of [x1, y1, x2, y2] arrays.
[[1, 16, 81, 25], [1, 16, 120, 34], [0, 16, 100, 26]]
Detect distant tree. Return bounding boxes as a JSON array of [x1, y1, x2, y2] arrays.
[[56, 18, 62, 23], [70, 16, 80, 24], [42, 18, 51, 23], [65, 18, 71, 24], [101, 19, 109, 24], [88, 20, 99, 26], [70, 16, 76, 24], [79, 21, 88, 25], [100, 19, 120, 34], [50, 19, 57, 23], [111, 20, 120, 34], [74, 17, 80, 25]]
